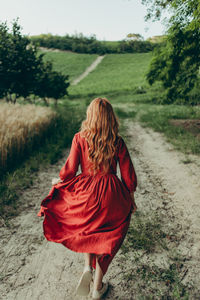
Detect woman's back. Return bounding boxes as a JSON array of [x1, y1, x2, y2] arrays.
[[59, 131, 137, 194]]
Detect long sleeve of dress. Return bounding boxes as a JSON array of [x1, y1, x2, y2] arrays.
[[59, 134, 80, 181], [118, 137, 137, 193]]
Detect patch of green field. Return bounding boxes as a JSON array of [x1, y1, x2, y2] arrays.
[[41, 51, 98, 81], [111, 99, 200, 155], [69, 53, 153, 97], [138, 105, 200, 154]]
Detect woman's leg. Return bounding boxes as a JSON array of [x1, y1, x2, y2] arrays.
[[93, 255, 103, 290], [76, 253, 93, 296], [84, 253, 93, 268]]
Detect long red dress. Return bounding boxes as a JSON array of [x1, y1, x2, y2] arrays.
[[38, 132, 137, 275]]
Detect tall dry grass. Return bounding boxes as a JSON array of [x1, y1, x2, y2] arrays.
[[0, 102, 57, 171]]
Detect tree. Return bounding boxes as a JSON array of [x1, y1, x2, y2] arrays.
[[0, 19, 44, 102], [0, 21, 9, 99], [47, 71, 69, 107], [126, 33, 144, 41], [0, 19, 70, 104], [34, 60, 69, 106], [142, 0, 200, 103]]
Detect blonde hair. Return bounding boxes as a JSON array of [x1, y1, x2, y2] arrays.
[[80, 97, 120, 175]]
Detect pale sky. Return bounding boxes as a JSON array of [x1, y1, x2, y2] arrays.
[[0, 0, 166, 40]]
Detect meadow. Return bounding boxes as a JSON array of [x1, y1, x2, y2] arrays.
[[69, 53, 153, 97], [0, 103, 57, 173], [41, 50, 98, 82]]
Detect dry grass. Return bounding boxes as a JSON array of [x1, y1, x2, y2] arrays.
[[0, 102, 57, 170]]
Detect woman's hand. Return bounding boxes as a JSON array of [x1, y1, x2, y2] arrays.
[[130, 192, 137, 214], [52, 177, 63, 185]]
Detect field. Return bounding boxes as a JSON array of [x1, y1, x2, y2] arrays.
[[66, 52, 200, 155], [0, 102, 57, 172], [41, 50, 98, 82], [1, 50, 200, 299], [69, 53, 153, 97]]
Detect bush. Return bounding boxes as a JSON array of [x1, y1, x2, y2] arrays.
[[30, 33, 155, 54]]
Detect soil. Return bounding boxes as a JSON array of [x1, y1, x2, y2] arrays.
[[169, 119, 200, 139], [0, 120, 200, 299]]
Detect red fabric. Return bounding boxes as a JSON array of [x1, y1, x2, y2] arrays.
[[38, 132, 137, 275]]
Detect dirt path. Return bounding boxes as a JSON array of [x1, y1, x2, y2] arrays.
[[71, 56, 105, 86], [126, 121, 200, 297], [0, 120, 200, 299], [39, 47, 105, 86]]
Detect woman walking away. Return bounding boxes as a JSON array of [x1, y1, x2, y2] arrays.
[[38, 97, 137, 299]]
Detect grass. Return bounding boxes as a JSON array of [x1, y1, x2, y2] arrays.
[[138, 104, 200, 155], [69, 53, 153, 97], [129, 103, 200, 154], [110, 100, 200, 155], [120, 209, 191, 299], [121, 211, 167, 254], [0, 102, 57, 176], [123, 260, 190, 299], [0, 100, 86, 219], [41, 50, 98, 82]]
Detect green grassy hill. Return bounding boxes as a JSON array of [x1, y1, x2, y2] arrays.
[[41, 50, 98, 82], [69, 53, 152, 97]]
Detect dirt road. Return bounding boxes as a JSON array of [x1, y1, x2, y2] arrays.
[[0, 120, 200, 299]]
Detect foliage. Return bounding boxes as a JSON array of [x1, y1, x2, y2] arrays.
[[30, 33, 155, 54], [142, 0, 200, 103], [119, 39, 153, 53], [0, 20, 69, 105], [126, 33, 144, 41], [0, 20, 42, 101], [33, 60, 69, 105]]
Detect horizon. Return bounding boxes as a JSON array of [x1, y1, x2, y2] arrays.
[[29, 31, 165, 41], [0, 0, 166, 41]]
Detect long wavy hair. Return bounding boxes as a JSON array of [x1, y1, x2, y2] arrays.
[[80, 97, 120, 175]]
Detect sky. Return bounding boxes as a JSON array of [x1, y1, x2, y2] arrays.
[[0, 0, 167, 41]]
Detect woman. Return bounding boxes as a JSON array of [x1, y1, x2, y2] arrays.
[[38, 97, 137, 299]]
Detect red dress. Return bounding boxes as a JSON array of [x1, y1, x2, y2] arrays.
[[38, 132, 137, 275]]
